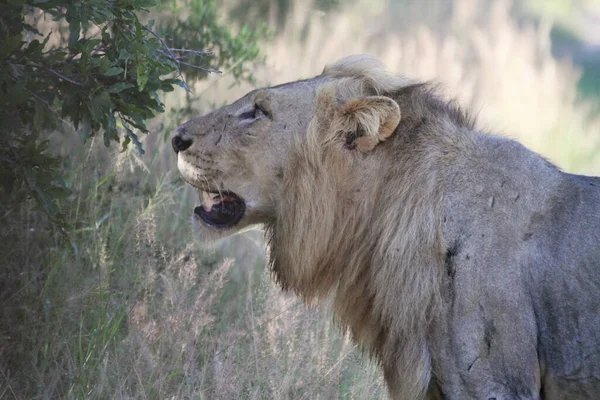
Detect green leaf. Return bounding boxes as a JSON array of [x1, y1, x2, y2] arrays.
[[0, 35, 23, 57], [107, 82, 134, 93], [37, 140, 50, 153], [33, 100, 46, 133], [23, 169, 59, 218], [121, 134, 131, 152], [101, 26, 110, 44], [99, 56, 110, 71], [136, 62, 149, 92], [46, 186, 71, 199], [90, 93, 111, 123], [68, 18, 81, 49], [118, 49, 131, 60], [26, 40, 41, 55], [103, 113, 118, 147], [134, 17, 143, 42], [103, 67, 124, 77], [79, 113, 92, 142], [125, 126, 144, 155], [162, 78, 188, 91], [82, 39, 101, 56]]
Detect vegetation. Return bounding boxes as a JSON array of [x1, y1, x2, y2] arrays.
[[0, 0, 263, 224], [1, 0, 598, 398]]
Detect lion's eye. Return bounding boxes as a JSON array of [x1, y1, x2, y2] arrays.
[[239, 104, 268, 121], [254, 104, 267, 119]]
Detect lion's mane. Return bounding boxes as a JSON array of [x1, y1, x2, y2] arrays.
[[265, 56, 475, 399]]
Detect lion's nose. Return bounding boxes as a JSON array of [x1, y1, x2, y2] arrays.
[[171, 134, 193, 153]]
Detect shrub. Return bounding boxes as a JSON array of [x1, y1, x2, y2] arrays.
[[0, 0, 264, 223]]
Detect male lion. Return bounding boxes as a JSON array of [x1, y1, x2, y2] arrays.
[[172, 55, 600, 399]]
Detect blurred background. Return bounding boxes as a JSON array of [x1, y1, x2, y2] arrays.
[[1, 0, 599, 398]]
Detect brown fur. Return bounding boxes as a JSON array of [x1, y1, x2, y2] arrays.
[[264, 60, 475, 399]]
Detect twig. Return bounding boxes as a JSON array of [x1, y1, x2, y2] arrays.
[[142, 26, 178, 67], [13, 77, 62, 120], [48, 68, 83, 86], [169, 48, 213, 56], [179, 61, 221, 74], [9, 60, 84, 85], [196, 53, 250, 98], [144, 27, 220, 74], [24, 87, 51, 107], [8, 70, 55, 111], [157, 49, 187, 61], [157, 51, 221, 73]]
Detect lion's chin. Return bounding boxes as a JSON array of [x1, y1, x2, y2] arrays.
[[191, 212, 260, 245], [192, 213, 238, 240]]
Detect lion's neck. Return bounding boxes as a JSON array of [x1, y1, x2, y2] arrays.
[[266, 166, 446, 396], [266, 106, 473, 398]]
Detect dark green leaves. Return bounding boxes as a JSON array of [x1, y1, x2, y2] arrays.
[[107, 82, 135, 93], [103, 67, 125, 77], [136, 61, 150, 92], [124, 125, 144, 155], [0, 0, 264, 224]]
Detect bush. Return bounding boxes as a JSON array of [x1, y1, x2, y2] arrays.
[[0, 0, 264, 223]]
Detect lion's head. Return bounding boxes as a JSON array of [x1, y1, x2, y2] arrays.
[[173, 55, 408, 243]]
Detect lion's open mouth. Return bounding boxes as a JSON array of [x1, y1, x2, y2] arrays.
[[194, 190, 246, 229]]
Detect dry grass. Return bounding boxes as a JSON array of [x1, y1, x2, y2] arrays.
[[1, 0, 599, 399]]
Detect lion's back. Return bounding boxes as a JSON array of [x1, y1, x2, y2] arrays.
[[528, 172, 600, 397], [436, 134, 600, 398]]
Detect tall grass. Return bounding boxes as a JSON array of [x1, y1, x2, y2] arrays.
[[1, 0, 598, 399]]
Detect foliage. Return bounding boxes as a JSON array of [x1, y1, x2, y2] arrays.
[[0, 0, 263, 223]]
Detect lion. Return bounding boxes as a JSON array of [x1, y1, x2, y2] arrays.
[[172, 55, 600, 399]]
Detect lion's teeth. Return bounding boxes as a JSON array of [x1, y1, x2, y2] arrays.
[[201, 191, 215, 212]]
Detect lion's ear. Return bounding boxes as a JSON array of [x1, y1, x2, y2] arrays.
[[339, 96, 401, 152]]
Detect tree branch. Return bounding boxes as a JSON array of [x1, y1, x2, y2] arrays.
[[144, 27, 220, 75], [142, 26, 178, 66], [168, 48, 213, 56], [179, 60, 221, 74], [48, 68, 84, 86]]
